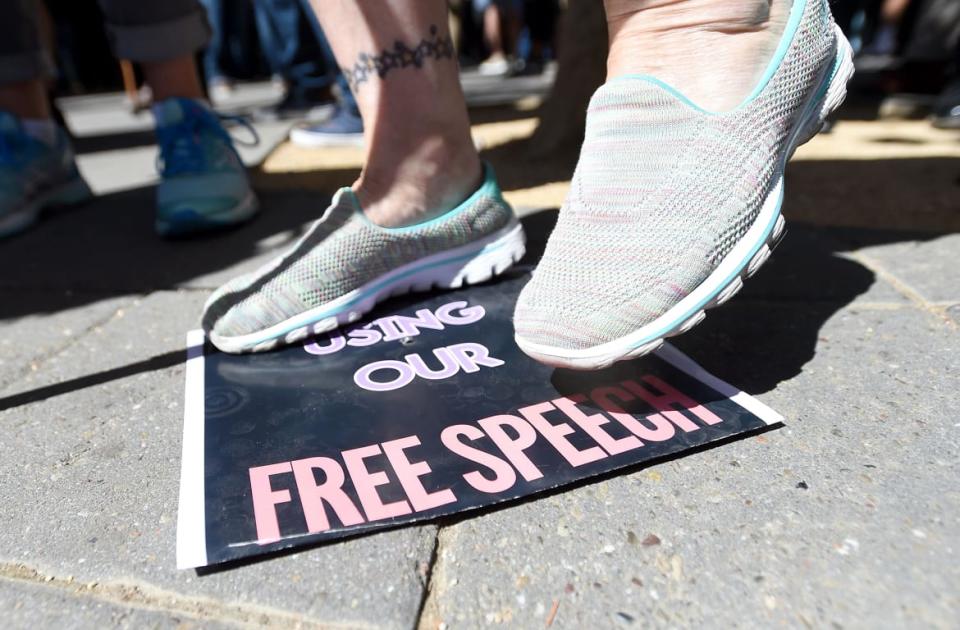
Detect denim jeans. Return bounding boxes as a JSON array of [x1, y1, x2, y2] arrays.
[[256, 0, 358, 112]]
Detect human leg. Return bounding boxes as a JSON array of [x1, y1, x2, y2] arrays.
[[97, 0, 257, 236], [287, 14, 365, 147], [201, 1, 524, 352], [483, 2, 506, 58], [0, 0, 91, 239], [198, 0, 232, 99], [513, 0, 854, 368], [254, 0, 336, 115], [302, 1, 483, 227]]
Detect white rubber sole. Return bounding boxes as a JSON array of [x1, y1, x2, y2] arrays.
[[155, 190, 260, 236], [211, 220, 527, 354], [516, 26, 855, 370], [0, 175, 93, 239]]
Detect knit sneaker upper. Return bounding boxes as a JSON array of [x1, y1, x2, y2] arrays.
[[514, 0, 837, 351], [0, 112, 80, 216], [203, 165, 515, 339], [153, 98, 253, 225]]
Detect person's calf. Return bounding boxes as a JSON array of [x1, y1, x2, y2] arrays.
[[307, 2, 482, 228]]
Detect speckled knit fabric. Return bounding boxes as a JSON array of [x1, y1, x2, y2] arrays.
[[514, 0, 837, 351], [203, 168, 513, 340]]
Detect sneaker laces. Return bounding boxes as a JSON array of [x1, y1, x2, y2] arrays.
[[156, 106, 259, 176]]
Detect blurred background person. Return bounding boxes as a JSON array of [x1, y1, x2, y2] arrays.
[[201, 0, 338, 120], [833, 0, 960, 125], [474, 0, 523, 76], [284, 2, 364, 147], [0, 0, 256, 239]]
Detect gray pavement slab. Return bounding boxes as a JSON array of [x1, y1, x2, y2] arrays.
[[58, 84, 284, 139], [0, 292, 130, 393], [848, 233, 960, 304], [0, 189, 326, 294], [422, 305, 959, 629], [0, 578, 235, 630], [0, 290, 436, 629]]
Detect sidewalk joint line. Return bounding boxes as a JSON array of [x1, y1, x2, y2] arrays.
[[0, 562, 365, 629], [847, 252, 957, 328], [413, 527, 442, 630]]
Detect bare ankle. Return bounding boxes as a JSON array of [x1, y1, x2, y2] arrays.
[[605, 0, 791, 110], [355, 136, 482, 228]]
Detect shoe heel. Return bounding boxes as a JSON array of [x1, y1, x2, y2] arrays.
[[796, 25, 855, 147]]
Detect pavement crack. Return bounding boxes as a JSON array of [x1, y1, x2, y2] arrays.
[[0, 562, 360, 629], [414, 527, 443, 630], [415, 526, 462, 630]]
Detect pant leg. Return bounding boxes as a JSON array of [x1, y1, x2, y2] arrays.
[[300, 3, 359, 114], [904, 0, 960, 63], [0, 0, 56, 84], [253, 0, 301, 77], [198, 0, 226, 81], [97, 0, 211, 62], [256, 0, 338, 98]]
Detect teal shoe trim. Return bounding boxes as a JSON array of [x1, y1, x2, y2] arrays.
[[353, 162, 505, 233], [608, 0, 810, 115]]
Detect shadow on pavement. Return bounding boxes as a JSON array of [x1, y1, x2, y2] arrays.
[[1, 185, 329, 311], [0, 143, 955, 407]]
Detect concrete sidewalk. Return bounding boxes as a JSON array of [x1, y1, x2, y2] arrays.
[[0, 91, 957, 629]]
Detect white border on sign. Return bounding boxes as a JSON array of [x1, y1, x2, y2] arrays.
[[655, 343, 784, 426], [176, 329, 208, 569]]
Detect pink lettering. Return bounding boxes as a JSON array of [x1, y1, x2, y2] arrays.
[[374, 316, 407, 342], [341, 444, 412, 521], [435, 301, 485, 325], [382, 436, 456, 512], [405, 348, 460, 380], [354, 360, 416, 392], [346, 325, 383, 347], [590, 386, 674, 442], [519, 401, 606, 467], [446, 342, 504, 373], [291, 457, 365, 533], [553, 395, 642, 456], [393, 309, 445, 337], [622, 376, 722, 430], [478, 414, 543, 481], [249, 462, 294, 545], [304, 332, 346, 356], [441, 424, 518, 493]]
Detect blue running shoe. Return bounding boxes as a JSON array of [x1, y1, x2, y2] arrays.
[[289, 106, 364, 148], [154, 98, 258, 237], [0, 111, 92, 239]]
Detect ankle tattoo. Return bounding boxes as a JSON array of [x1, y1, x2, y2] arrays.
[[342, 25, 455, 93]]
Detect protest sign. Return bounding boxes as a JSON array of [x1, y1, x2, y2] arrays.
[[177, 271, 782, 569]]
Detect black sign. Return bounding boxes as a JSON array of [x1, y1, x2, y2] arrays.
[[177, 271, 782, 569]]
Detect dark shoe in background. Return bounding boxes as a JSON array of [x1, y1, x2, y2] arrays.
[[931, 78, 960, 129]]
